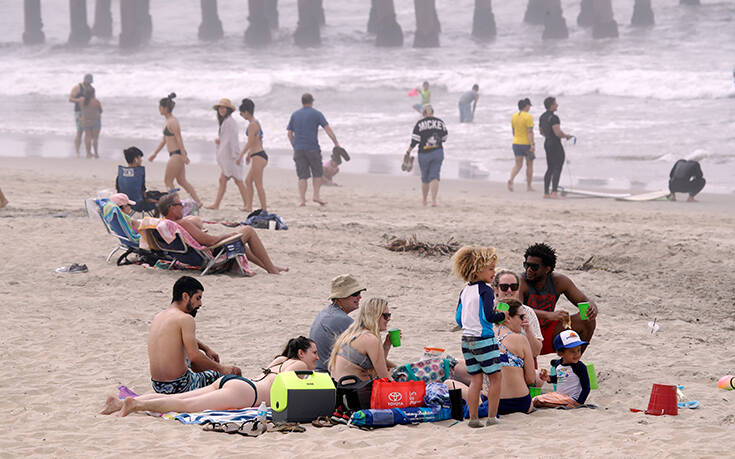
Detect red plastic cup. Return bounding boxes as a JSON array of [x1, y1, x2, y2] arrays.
[[645, 384, 678, 416]]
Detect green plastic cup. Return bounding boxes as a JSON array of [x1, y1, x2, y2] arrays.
[[586, 362, 598, 390], [388, 328, 401, 347], [528, 386, 542, 398], [497, 302, 510, 312], [578, 302, 590, 320]]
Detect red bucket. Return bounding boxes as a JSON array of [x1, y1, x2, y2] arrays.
[[645, 384, 678, 416]]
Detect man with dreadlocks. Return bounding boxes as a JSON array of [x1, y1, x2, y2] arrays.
[[519, 243, 598, 355]]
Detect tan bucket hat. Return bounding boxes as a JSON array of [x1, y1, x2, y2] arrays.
[[328, 274, 366, 300], [212, 98, 236, 111]]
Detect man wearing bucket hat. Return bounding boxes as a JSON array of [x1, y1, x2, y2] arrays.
[[309, 274, 366, 372], [205, 98, 249, 210], [533, 329, 591, 408]]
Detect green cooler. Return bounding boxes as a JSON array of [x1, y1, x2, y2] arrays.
[[270, 370, 336, 422]]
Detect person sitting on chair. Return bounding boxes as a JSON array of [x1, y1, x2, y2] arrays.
[[157, 193, 288, 275], [668, 159, 705, 202], [105, 193, 141, 235], [116, 146, 163, 214]]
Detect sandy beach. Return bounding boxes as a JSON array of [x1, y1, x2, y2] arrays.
[[1, 154, 734, 458]]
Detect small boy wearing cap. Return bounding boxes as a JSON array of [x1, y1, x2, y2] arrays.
[[533, 329, 591, 408]]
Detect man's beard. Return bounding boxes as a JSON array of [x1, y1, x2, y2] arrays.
[[186, 299, 199, 318]]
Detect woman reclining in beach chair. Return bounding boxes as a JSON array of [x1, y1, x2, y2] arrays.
[[100, 337, 318, 416], [96, 193, 159, 265]]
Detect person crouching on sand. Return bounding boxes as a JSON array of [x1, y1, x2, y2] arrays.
[[101, 337, 319, 416]]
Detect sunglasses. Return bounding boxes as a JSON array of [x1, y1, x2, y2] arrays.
[[517, 314, 526, 321], [171, 202, 183, 207], [523, 261, 540, 271], [349, 291, 362, 298], [381, 312, 391, 320], [498, 283, 519, 292]]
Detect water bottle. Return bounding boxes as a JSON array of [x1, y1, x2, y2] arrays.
[[257, 401, 267, 423]]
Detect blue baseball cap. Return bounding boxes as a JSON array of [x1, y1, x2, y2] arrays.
[[553, 330, 588, 351]]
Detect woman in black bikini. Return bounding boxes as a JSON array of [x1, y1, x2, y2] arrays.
[[100, 337, 319, 416], [236, 98, 269, 212], [148, 93, 203, 207]]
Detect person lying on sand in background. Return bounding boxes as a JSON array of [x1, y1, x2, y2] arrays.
[[102, 337, 318, 416], [329, 297, 398, 382], [309, 274, 366, 372], [148, 276, 242, 394], [158, 193, 287, 274], [519, 242, 598, 356]]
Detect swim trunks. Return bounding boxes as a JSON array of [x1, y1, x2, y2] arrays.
[[151, 368, 222, 394], [461, 335, 501, 375], [293, 149, 323, 179]]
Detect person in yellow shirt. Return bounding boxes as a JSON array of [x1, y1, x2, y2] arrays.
[[509, 98, 536, 192]]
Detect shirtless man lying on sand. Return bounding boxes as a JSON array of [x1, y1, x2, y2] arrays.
[[149, 276, 241, 394]]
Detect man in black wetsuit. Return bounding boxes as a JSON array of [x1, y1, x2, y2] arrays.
[[668, 159, 705, 202], [539, 97, 573, 199], [518, 242, 598, 355]]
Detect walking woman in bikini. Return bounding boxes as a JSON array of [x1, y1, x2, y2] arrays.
[[100, 337, 318, 416], [236, 98, 269, 212], [148, 93, 203, 207]]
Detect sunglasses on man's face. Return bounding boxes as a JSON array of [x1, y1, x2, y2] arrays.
[[523, 261, 541, 271], [381, 312, 391, 320], [171, 202, 183, 207], [349, 291, 362, 298], [499, 283, 519, 292]]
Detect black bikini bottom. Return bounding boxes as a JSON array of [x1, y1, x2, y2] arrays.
[[169, 150, 182, 157], [251, 151, 268, 161]]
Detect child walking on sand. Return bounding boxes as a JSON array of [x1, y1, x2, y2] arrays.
[[533, 329, 591, 409], [451, 246, 506, 427]]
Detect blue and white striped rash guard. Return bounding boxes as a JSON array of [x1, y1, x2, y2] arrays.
[[455, 281, 505, 338]]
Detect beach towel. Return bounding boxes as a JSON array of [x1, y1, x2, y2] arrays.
[[349, 406, 451, 427], [160, 408, 272, 425]]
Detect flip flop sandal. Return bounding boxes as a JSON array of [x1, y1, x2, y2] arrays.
[[333, 146, 350, 162], [238, 420, 267, 437], [311, 416, 334, 428], [202, 422, 225, 432], [678, 401, 700, 409], [222, 422, 243, 434], [267, 421, 305, 434]]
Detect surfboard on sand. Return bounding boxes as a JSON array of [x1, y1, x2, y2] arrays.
[[615, 190, 671, 202], [559, 187, 671, 202], [559, 187, 631, 199]]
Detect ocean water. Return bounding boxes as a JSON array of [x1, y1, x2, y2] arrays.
[[0, 0, 733, 193]]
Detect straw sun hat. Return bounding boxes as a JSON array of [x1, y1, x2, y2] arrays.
[[212, 98, 236, 111]]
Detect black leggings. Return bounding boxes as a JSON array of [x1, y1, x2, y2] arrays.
[[544, 142, 565, 195]]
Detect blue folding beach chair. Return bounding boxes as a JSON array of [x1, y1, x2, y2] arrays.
[[93, 198, 158, 265], [145, 226, 249, 276], [116, 165, 158, 217]]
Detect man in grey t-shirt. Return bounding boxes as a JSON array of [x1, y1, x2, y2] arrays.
[[309, 274, 366, 372]]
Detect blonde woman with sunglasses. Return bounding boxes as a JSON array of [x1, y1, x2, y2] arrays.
[[328, 297, 397, 382], [492, 269, 543, 358]]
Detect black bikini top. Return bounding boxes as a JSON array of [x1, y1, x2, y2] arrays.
[[163, 125, 174, 136]]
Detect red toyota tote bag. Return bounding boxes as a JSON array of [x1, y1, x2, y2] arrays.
[[370, 378, 426, 409]]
